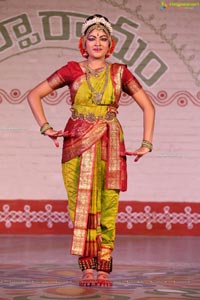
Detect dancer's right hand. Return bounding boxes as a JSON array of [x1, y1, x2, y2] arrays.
[[43, 128, 64, 148]]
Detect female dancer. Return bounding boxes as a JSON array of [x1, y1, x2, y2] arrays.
[[28, 14, 155, 287]]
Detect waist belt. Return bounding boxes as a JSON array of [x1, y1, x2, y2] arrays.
[[71, 109, 116, 122]]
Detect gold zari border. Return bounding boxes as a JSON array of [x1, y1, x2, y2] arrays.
[[71, 144, 96, 256], [106, 122, 121, 189]]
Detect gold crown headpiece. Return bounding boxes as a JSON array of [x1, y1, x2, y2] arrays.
[[81, 16, 113, 36]]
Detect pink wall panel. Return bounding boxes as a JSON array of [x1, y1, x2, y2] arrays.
[[0, 0, 200, 204]]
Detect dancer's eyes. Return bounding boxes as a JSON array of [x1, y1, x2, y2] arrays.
[[100, 37, 109, 42], [87, 36, 108, 42]]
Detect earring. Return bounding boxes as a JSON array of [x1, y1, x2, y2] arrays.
[[106, 37, 115, 58], [78, 37, 88, 58]]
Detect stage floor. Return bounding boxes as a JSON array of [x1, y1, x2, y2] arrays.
[[0, 235, 200, 299]]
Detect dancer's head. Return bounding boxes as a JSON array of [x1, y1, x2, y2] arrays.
[[79, 14, 115, 58]]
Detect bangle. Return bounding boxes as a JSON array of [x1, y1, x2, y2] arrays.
[[141, 140, 153, 152], [40, 122, 49, 128], [40, 123, 53, 135]]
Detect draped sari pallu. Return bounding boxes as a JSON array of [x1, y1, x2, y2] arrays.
[[62, 118, 127, 256]]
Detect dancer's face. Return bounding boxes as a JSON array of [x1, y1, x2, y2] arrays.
[[85, 29, 110, 60]]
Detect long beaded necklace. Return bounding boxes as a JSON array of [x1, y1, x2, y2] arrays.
[[85, 63, 109, 104]]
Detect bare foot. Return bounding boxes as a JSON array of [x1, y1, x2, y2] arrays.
[[96, 271, 112, 287], [79, 269, 96, 287]]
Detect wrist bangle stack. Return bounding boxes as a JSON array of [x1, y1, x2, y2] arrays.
[[141, 140, 153, 152], [40, 122, 53, 135]]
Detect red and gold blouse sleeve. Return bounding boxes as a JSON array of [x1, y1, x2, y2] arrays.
[[46, 62, 77, 90], [47, 72, 66, 90], [122, 66, 142, 96]]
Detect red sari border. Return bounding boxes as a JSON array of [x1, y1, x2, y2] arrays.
[[0, 199, 200, 236]]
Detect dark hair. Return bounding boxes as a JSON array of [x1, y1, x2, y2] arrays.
[[84, 14, 111, 35], [86, 14, 110, 22]]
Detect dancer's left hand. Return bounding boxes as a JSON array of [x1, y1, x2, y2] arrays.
[[125, 146, 151, 162]]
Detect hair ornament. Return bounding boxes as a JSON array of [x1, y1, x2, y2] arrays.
[[78, 36, 88, 57], [105, 37, 115, 58], [81, 16, 113, 36]]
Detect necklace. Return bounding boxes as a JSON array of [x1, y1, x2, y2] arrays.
[[85, 64, 109, 104], [86, 64, 107, 78]]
